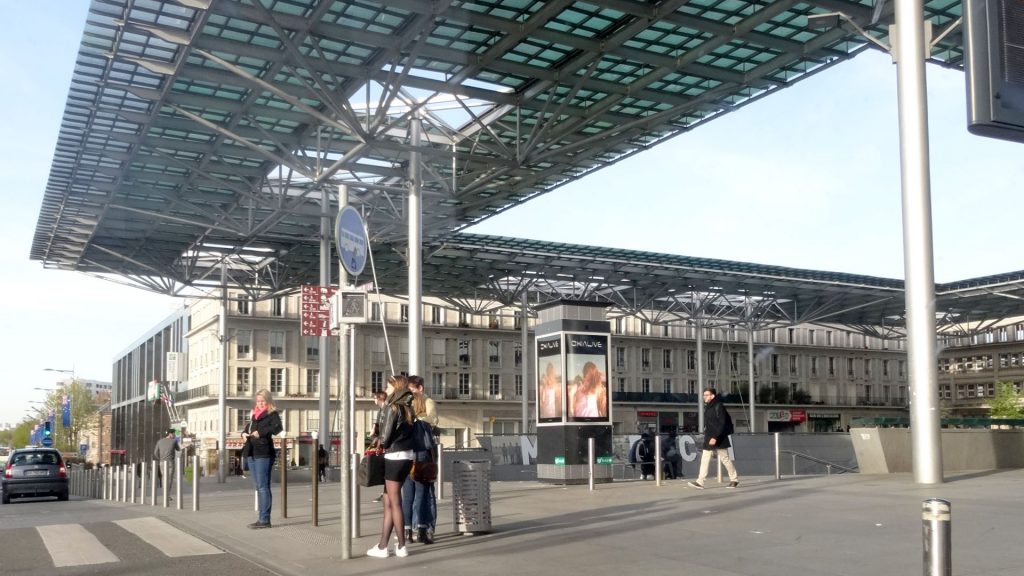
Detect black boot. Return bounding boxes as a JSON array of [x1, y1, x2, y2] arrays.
[[418, 527, 433, 544]]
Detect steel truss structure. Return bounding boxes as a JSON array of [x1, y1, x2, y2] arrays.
[[33, 0, 1024, 337]]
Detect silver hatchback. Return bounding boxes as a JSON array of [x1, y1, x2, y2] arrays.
[[1, 448, 69, 504]]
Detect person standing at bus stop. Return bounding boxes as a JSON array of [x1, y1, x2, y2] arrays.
[[688, 388, 739, 490], [242, 389, 283, 529]]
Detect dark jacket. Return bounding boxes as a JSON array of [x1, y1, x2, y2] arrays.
[[248, 410, 283, 459], [702, 396, 734, 450], [379, 390, 416, 454]]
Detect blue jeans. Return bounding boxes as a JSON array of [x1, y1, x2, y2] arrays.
[[248, 456, 273, 523], [401, 476, 436, 531]]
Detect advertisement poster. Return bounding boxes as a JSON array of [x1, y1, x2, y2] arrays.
[[536, 334, 563, 423], [566, 333, 610, 423]]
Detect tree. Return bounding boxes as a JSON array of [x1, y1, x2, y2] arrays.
[[40, 381, 101, 453], [988, 381, 1024, 419]]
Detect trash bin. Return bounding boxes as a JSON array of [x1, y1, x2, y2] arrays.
[[452, 459, 491, 534]]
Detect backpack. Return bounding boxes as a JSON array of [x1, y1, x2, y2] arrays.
[[411, 419, 437, 457]]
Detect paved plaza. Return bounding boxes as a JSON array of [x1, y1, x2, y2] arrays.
[[99, 469, 1024, 576]]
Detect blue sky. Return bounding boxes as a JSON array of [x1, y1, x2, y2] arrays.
[[4, 3, 1022, 426]]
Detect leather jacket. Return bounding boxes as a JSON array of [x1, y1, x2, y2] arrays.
[[379, 390, 416, 453]]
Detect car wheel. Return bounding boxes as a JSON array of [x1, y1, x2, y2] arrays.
[[1, 493, 9, 505], [58, 491, 69, 501]]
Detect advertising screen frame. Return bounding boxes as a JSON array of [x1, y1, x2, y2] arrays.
[[536, 333, 564, 425], [565, 332, 611, 424]]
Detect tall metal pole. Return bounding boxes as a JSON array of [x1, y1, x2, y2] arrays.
[[894, 0, 942, 484], [521, 289, 530, 434], [319, 188, 331, 447], [337, 185, 352, 559], [747, 320, 756, 433], [408, 118, 423, 377], [218, 261, 228, 483], [696, 317, 705, 433]]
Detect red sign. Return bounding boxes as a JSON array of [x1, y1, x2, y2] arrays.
[[301, 285, 337, 336], [790, 409, 807, 423], [637, 411, 657, 418]]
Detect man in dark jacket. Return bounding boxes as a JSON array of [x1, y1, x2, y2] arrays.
[[688, 388, 739, 489]]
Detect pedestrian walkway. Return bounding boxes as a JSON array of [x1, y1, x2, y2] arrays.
[[105, 470, 1024, 575]]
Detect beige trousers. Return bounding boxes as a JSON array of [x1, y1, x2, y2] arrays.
[[696, 447, 738, 483]]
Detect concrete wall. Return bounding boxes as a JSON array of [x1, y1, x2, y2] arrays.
[[850, 427, 1024, 473]]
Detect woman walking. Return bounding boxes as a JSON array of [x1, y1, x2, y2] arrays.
[[242, 389, 282, 529], [367, 375, 416, 558]]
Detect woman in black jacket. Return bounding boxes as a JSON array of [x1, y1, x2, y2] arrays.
[[367, 375, 416, 559], [241, 389, 283, 529]]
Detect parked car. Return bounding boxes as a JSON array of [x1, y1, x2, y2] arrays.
[[1, 448, 69, 504]]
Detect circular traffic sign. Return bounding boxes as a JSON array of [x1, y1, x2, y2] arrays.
[[335, 205, 368, 277], [42, 437, 54, 447]]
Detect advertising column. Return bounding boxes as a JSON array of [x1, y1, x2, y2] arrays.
[[535, 300, 613, 484]]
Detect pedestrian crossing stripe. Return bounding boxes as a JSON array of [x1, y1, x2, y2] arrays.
[[35, 517, 223, 568], [37, 524, 119, 567], [114, 517, 223, 557]]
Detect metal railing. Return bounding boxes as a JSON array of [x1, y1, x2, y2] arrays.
[[774, 445, 858, 479]]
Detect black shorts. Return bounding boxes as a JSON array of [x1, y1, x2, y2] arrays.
[[384, 458, 413, 482]]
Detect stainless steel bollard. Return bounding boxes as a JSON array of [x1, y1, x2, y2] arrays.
[[161, 460, 169, 507], [437, 444, 445, 500], [175, 453, 183, 510], [588, 437, 595, 491], [655, 435, 662, 486], [140, 462, 148, 505], [192, 455, 200, 511], [922, 498, 951, 576], [150, 461, 158, 506]]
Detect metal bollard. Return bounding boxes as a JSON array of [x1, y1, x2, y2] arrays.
[[774, 432, 781, 480], [655, 435, 662, 486], [150, 461, 158, 506], [140, 462, 148, 505], [161, 460, 169, 507], [280, 440, 288, 519], [436, 444, 445, 500], [588, 437, 595, 491], [192, 455, 200, 511], [922, 498, 951, 576], [175, 454, 183, 510], [129, 463, 136, 503]]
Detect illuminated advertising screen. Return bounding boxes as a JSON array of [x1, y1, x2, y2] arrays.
[[565, 333, 610, 423], [536, 334, 563, 424]]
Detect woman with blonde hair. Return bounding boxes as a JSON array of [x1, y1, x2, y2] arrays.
[[367, 375, 416, 558], [241, 389, 282, 529]]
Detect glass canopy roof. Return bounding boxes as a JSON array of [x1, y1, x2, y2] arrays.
[[33, 0, 1018, 333]]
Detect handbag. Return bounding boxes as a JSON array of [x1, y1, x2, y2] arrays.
[[413, 460, 438, 483], [358, 452, 386, 487]]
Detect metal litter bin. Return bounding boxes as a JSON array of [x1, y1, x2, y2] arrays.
[[452, 459, 491, 534]]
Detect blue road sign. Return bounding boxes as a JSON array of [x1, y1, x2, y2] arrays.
[[42, 437, 54, 447], [80, 443, 89, 455], [335, 205, 368, 277]]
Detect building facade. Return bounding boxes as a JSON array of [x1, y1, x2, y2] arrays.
[[108, 291, 1024, 469]]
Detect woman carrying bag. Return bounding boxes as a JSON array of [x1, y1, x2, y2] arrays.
[[367, 375, 416, 558]]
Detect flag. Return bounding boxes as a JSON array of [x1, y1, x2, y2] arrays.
[[62, 395, 72, 428]]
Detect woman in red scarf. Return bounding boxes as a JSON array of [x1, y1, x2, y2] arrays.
[[241, 389, 282, 529]]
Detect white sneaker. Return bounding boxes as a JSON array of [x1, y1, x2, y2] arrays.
[[366, 545, 389, 558], [395, 545, 409, 558]]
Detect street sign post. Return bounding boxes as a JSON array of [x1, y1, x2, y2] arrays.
[[335, 205, 368, 277]]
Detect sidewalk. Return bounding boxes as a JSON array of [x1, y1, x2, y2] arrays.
[[122, 470, 1022, 575]]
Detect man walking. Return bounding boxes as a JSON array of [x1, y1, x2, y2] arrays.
[[154, 429, 181, 495], [688, 388, 739, 489]]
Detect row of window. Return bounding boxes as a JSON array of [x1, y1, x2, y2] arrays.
[[615, 348, 907, 379]]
